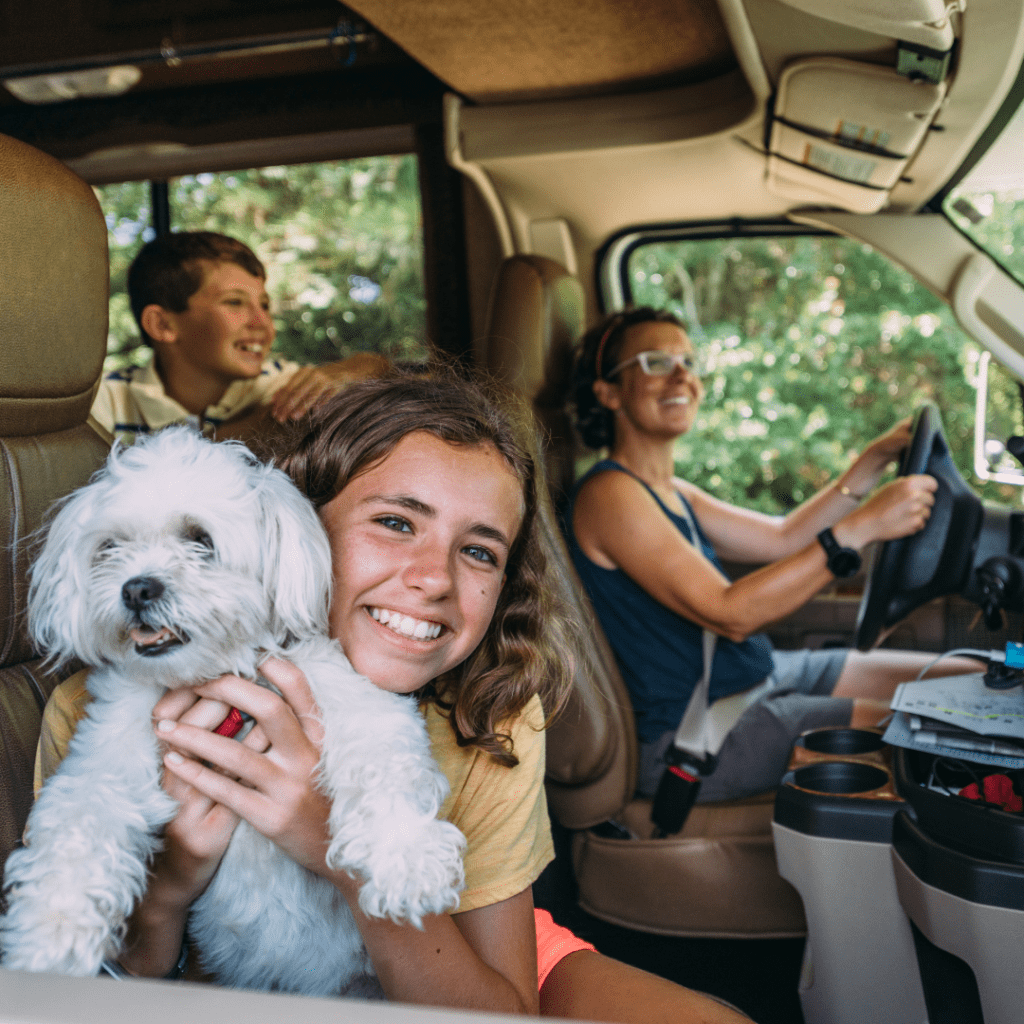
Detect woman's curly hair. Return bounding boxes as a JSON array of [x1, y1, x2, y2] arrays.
[[571, 306, 686, 449], [277, 367, 575, 767]]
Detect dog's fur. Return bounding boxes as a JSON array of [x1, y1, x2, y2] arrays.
[[0, 427, 465, 994]]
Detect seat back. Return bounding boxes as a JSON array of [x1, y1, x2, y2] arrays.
[[0, 133, 110, 864], [482, 254, 584, 512], [482, 254, 636, 828], [483, 254, 806, 937]]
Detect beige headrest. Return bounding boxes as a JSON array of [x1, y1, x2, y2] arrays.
[[0, 133, 108, 437], [482, 254, 584, 406], [483, 254, 586, 507]]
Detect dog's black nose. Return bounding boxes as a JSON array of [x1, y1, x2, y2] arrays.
[[122, 576, 165, 611]]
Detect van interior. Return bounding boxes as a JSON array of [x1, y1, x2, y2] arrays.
[[2, 2, 1024, 1023]]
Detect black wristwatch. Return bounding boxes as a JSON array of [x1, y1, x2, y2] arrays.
[[816, 528, 862, 578]]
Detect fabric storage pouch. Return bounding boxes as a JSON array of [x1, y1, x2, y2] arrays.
[[767, 57, 947, 213]]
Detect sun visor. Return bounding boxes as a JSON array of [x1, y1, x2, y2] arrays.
[[766, 57, 947, 214], [772, 0, 957, 52]]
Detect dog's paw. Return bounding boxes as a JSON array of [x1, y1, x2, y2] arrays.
[[0, 892, 118, 976], [353, 818, 466, 928]]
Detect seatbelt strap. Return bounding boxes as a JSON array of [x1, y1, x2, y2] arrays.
[[650, 499, 772, 836], [671, 627, 717, 759], [650, 627, 716, 837]]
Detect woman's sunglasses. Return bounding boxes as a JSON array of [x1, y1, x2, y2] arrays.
[[608, 350, 701, 377]]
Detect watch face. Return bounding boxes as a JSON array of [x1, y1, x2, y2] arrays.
[[830, 548, 862, 578]]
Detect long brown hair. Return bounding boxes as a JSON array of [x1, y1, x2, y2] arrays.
[[278, 369, 573, 766]]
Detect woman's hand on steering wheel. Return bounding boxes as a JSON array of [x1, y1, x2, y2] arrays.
[[842, 417, 914, 496], [863, 417, 914, 463], [836, 473, 937, 550]]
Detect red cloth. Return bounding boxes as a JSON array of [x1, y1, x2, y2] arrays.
[[959, 773, 1023, 813]]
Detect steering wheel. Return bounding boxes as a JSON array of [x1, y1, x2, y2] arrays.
[[854, 403, 983, 650]]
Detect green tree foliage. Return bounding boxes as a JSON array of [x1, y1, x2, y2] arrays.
[[100, 180, 152, 372], [629, 234, 1012, 511], [95, 155, 426, 373]]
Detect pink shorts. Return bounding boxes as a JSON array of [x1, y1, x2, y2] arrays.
[[535, 908, 597, 989]]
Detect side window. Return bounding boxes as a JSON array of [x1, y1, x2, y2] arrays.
[[621, 231, 1010, 510], [95, 155, 427, 373], [100, 181, 152, 373]]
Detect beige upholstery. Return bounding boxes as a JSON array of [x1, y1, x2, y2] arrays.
[[482, 254, 805, 937], [482, 254, 585, 510], [0, 133, 110, 865]]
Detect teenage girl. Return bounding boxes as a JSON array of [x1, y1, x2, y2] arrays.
[[35, 372, 749, 1023]]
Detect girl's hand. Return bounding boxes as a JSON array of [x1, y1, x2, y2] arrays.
[[117, 687, 256, 977], [156, 658, 337, 881], [156, 667, 539, 1012], [834, 473, 937, 550], [149, 686, 254, 906]]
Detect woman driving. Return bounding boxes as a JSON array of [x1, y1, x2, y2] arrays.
[[568, 307, 980, 801]]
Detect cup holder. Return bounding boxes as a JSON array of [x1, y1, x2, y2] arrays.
[[799, 727, 885, 757], [792, 761, 891, 796]]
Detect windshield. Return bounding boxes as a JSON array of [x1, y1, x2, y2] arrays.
[[943, 91, 1024, 286]]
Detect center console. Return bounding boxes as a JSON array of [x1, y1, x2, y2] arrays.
[[773, 724, 1024, 1024]]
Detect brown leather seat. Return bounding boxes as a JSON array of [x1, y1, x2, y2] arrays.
[[0, 134, 110, 866], [483, 254, 806, 937]]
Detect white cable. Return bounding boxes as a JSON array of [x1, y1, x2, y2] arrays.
[[913, 647, 1007, 682]]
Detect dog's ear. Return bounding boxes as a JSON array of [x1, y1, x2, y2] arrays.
[[27, 484, 99, 668], [254, 465, 333, 642]]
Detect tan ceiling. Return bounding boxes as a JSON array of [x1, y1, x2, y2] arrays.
[[342, 0, 736, 102]]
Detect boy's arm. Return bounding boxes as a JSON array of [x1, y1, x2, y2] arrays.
[[212, 352, 390, 445], [268, 352, 391, 422]]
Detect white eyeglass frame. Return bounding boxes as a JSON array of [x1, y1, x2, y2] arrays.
[[608, 349, 700, 378]]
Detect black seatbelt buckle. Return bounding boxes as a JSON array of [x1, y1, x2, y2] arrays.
[[650, 748, 716, 838]]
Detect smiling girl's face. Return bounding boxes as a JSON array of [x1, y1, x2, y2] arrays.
[[319, 430, 525, 694]]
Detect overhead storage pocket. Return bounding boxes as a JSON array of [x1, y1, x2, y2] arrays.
[[766, 57, 947, 213]]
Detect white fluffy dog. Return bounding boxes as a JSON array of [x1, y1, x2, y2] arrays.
[[0, 427, 465, 995]]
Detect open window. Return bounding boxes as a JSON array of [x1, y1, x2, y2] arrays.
[[95, 155, 429, 373], [601, 222, 1014, 516]]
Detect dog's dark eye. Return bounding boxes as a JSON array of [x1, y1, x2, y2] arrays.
[[185, 526, 215, 556], [93, 538, 118, 560]]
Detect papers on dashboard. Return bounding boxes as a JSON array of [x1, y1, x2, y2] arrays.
[[882, 672, 1024, 769]]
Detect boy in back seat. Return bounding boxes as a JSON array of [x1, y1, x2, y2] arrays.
[[90, 231, 389, 446]]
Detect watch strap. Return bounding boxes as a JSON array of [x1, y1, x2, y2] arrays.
[[816, 527, 861, 578]]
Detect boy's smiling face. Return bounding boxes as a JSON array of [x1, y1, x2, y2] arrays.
[[161, 260, 276, 386]]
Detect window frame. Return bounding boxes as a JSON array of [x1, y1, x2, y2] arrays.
[[595, 216, 1016, 510], [598, 219, 840, 313], [925, 53, 1024, 289], [94, 130, 471, 366]]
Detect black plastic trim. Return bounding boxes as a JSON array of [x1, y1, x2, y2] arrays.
[[894, 747, 1024, 865], [893, 810, 1024, 910], [773, 768, 902, 843]]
